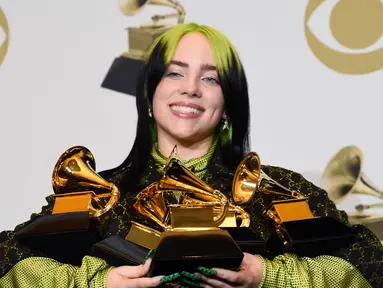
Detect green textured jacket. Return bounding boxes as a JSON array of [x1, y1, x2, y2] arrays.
[[0, 148, 382, 287]]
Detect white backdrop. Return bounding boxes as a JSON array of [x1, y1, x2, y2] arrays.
[[1, 0, 382, 231]]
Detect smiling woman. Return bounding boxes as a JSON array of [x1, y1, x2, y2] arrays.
[[152, 33, 226, 159], [0, 22, 382, 288], [117, 22, 251, 188]]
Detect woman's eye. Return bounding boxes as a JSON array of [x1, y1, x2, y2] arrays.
[[166, 72, 181, 78], [204, 77, 219, 85]]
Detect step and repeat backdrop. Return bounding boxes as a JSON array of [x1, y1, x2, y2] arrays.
[[0, 0, 382, 240]]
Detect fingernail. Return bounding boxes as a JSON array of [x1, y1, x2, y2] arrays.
[[181, 271, 202, 281], [144, 249, 155, 261], [180, 277, 201, 287], [197, 266, 217, 275], [160, 272, 181, 284]]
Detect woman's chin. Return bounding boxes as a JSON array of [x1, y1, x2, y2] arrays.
[[170, 130, 204, 144], [173, 133, 199, 143], [159, 125, 212, 145]]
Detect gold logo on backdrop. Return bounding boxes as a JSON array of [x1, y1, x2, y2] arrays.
[[0, 8, 10, 66], [305, 0, 383, 74]]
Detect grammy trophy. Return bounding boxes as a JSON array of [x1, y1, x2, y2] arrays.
[[232, 151, 356, 257], [101, 0, 185, 96], [15, 146, 120, 266]]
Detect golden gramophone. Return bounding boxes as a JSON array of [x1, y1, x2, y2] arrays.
[[124, 147, 246, 276], [231, 151, 355, 256], [51, 146, 120, 220], [321, 145, 383, 242], [15, 145, 121, 224], [15, 146, 120, 265], [101, 0, 185, 96], [119, 0, 185, 60], [124, 147, 250, 249]]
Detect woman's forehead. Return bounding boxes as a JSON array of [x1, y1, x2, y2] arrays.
[[171, 33, 215, 65]]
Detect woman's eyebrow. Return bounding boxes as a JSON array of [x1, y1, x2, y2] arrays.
[[169, 60, 216, 71]]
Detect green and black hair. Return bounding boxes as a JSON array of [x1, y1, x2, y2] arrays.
[[115, 23, 250, 190]]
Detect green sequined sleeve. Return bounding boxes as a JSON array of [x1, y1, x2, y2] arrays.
[[257, 253, 372, 288], [0, 165, 130, 284], [0, 256, 111, 287], [0, 195, 56, 278], [0, 194, 112, 287]]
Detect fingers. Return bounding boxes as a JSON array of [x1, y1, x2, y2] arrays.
[[241, 253, 253, 266], [199, 275, 233, 288], [160, 272, 181, 285], [209, 268, 242, 284], [159, 283, 181, 288], [116, 258, 153, 279], [197, 265, 247, 287], [142, 258, 152, 271], [125, 275, 163, 288], [197, 267, 216, 276], [199, 284, 213, 288], [179, 272, 201, 287], [190, 270, 235, 288]]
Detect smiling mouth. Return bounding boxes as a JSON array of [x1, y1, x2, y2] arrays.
[[170, 105, 203, 114]]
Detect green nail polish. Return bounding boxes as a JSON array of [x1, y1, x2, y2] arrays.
[[180, 277, 201, 287], [144, 249, 155, 261], [197, 266, 217, 275], [181, 271, 202, 281], [160, 272, 181, 284]]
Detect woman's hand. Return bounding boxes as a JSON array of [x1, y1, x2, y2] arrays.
[[198, 253, 263, 288], [107, 258, 163, 288]]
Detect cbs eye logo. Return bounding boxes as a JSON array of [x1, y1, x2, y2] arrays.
[[0, 8, 9, 66], [305, 0, 383, 75]]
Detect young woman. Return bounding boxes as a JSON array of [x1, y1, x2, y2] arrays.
[[0, 23, 381, 288]]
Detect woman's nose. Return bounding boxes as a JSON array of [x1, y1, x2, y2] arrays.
[[180, 77, 202, 98]]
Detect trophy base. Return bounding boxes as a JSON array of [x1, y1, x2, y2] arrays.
[[148, 229, 244, 277], [224, 227, 266, 254], [101, 56, 144, 97], [92, 235, 149, 267], [124, 221, 162, 250], [267, 216, 356, 257], [15, 211, 100, 266]]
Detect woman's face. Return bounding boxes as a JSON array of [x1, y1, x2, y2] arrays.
[[152, 33, 225, 145]]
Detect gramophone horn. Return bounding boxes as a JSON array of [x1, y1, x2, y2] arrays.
[[159, 156, 229, 227], [119, 0, 185, 20], [321, 146, 383, 204], [232, 152, 261, 204], [232, 152, 302, 205], [52, 146, 120, 219], [119, 0, 150, 16], [133, 182, 168, 229]]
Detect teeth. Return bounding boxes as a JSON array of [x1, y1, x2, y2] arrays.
[[171, 105, 202, 114]]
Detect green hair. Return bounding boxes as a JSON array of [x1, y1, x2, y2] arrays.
[[146, 22, 243, 76], [145, 22, 245, 146]]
